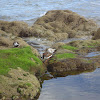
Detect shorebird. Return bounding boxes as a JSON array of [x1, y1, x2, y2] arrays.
[[13, 42, 19, 47], [41, 48, 56, 60]]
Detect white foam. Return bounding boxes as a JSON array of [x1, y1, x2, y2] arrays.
[[40, 12, 46, 17]]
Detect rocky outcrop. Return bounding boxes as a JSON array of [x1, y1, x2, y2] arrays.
[[0, 21, 33, 37], [48, 58, 95, 72], [68, 39, 100, 48], [0, 36, 13, 47], [47, 40, 100, 76], [31, 10, 97, 41], [0, 29, 46, 99], [0, 10, 97, 41], [52, 42, 65, 49], [93, 28, 100, 40], [0, 37, 46, 99], [0, 68, 40, 100]]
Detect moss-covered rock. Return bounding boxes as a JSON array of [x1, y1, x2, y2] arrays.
[[0, 21, 30, 36], [0, 21, 47, 100], [92, 55, 100, 67], [93, 28, 100, 40], [48, 58, 95, 72], [51, 42, 65, 49], [0, 68, 41, 100], [68, 39, 100, 48], [0, 10, 98, 41], [31, 10, 97, 41], [47, 43, 98, 76], [0, 36, 13, 47]]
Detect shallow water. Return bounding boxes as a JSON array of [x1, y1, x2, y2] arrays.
[[0, 0, 100, 25], [23, 37, 53, 55], [38, 69, 100, 100], [85, 51, 100, 57]]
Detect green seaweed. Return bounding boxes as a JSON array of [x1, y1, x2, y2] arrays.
[[61, 45, 78, 50], [87, 45, 95, 48], [56, 53, 77, 59], [25, 83, 32, 87], [0, 46, 43, 75]]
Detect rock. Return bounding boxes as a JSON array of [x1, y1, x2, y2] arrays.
[[68, 39, 100, 48], [0, 29, 9, 37], [97, 46, 100, 51], [48, 58, 95, 73], [47, 42, 99, 76], [0, 68, 40, 100], [92, 55, 100, 67], [93, 28, 100, 40], [0, 36, 13, 47], [0, 21, 32, 37], [31, 10, 97, 41], [52, 42, 65, 49]]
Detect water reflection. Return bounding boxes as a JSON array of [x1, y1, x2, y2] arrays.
[[38, 68, 100, 100], [49, 70, 95, 77]]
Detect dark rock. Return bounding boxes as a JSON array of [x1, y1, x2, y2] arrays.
[[0, 93, 3, 99], [47, 58, 96, 73], [97, 46, 100, 51]]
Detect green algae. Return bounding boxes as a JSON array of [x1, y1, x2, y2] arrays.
[[55, 53, 77, 59], [61, 45, 78, 50], [0, 46, 43, 75]]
